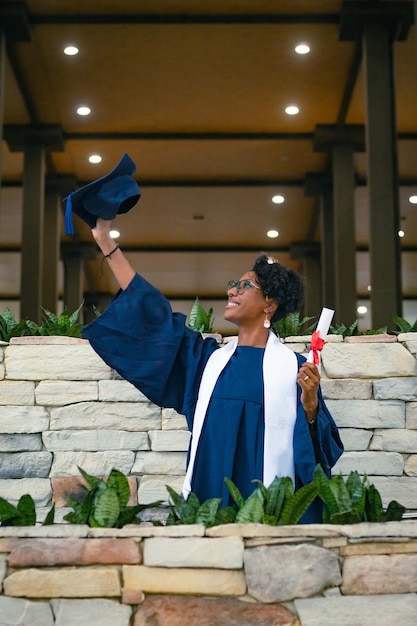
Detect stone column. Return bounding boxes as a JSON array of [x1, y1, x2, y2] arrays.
[[4, 125, 65, 323], [289, 242, 321, 319], [21, 140, 45, 323], [62, 245, 83, 317], [42, 175, 76, 313], [0, 28, 5, 180], [304, 173, 335, 313], [61, 242, 98, 322], [415, 0, 417, 62], [339, 0, 413, 328], [314, 125, 365, 326], [0, 2, 31, 181]]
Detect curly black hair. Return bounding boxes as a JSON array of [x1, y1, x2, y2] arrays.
[[252, 253, 304, 323]]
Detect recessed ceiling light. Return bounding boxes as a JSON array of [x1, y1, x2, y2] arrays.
[[295, 43, 310, 55], [367, 285, 372, 292], [267, 229, 279, 238], [272, 194, 285, 204], [357, 305, 368, 315], [77, 106, 91, 116], [110, 230, 120, 239], [285, 105, 299, 115], [89, 154, 102, 164], [409, 195, 417, 204], [64, 45, 79, 56], [398, 229, 405, 238]]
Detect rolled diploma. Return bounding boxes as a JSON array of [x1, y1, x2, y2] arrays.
[[306, 307, 335, 364]]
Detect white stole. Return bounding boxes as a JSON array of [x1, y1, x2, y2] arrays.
[[182, 331, 298, 498]]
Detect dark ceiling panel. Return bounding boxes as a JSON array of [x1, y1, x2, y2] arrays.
[[1, 0, 417, 325]]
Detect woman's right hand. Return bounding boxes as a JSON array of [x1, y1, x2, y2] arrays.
[[92, 218, 114, 252]]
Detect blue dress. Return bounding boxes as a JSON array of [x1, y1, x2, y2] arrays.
[[82, 273, 344, 522], [192, 346, 265, 504]]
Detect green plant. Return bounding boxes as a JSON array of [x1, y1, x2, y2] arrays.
[[225, 475, 319, 525], [313, 465, 405, 524], [0, 494, 54, 526], [164, 475, 318, 527], [64, 467, 161, 528], [0, 302, 85, 341], [273, 312, 316, 339], [331, 320, 389, 337], [360, 326, 388, 335], [330, 320, 359, 337], [392, 315, 417, 334], [188, 297, 214, 333], [0, 308, 38, 342], [164, 485, 236, 527], [36, 302, 84, 337]]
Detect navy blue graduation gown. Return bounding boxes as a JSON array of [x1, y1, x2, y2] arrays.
[[82, 273, 343, 523]]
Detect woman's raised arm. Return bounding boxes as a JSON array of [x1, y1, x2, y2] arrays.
[[91, 218, 135, 290]]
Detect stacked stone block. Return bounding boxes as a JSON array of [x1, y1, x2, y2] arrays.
[[0, 333, 416, 515], [0, 522, 417, 625]]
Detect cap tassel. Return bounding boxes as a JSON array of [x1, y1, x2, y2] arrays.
[[64, 194, 74, 236]]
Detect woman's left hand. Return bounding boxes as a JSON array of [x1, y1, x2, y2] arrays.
[[297, 362, 320, 424]]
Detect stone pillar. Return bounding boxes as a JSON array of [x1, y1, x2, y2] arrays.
[[62, 245, 83, 316], [304, 173, 335, 313], [43, 184, 61, 314], [0, 28, 5, 180], [415, 0, 417, 62], [289, 242, 321, 319], [4, 125, 65, 323], [340, 1, 413, 328], [21, 140, 45, 323], [314, 125, 365, 326], [42, 175, 76, 313], [61, 242, 98, 321], [0, 3, 31, 181]]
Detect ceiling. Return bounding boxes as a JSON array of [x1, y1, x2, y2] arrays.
[[1, 0, 417, 333]]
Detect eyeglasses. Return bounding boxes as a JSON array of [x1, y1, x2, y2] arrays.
[[226, 279, 261, 295]]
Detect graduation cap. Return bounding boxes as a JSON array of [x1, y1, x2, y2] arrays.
[[64, 153, 141, 235]]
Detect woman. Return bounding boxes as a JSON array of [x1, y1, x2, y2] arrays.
[[83, 218, 343, 522]]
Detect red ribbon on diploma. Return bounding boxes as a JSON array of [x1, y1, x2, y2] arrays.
[[310, 330, 325, 365]]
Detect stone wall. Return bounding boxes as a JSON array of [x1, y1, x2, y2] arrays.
[[0, 333, 417, 517], [0, 521, 417, 625], [1, 334, 417, 625]]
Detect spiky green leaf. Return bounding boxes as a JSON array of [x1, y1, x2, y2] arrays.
[[313, 465, 341, 516], [214, 505, 237, 525], [328, 509, 362, 524], [106, 468, 131, 509], [279, 482, 319, 525], [77, 466, 104, 490], [383, 500, 406, 522], [196, 498, 222, 527], [392, 315, 413, 333], [365, 484, 385, 522], [0, 497, 18, 523], [92, 488, 120, 527], [43, 505, 55, 526], [235, 490, 264, 523], [188, 297, 214, 333], [15, 494, 36, 526], [345, 471, 366, 516], [273, 312, 316, 339], [224, 477, 245, 509], [265, 476, 294, 520]]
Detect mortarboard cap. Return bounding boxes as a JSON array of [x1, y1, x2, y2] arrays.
[[64, 153, 141, 235]]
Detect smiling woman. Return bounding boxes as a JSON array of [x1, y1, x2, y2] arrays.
[[82, 213, 343, 523]]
